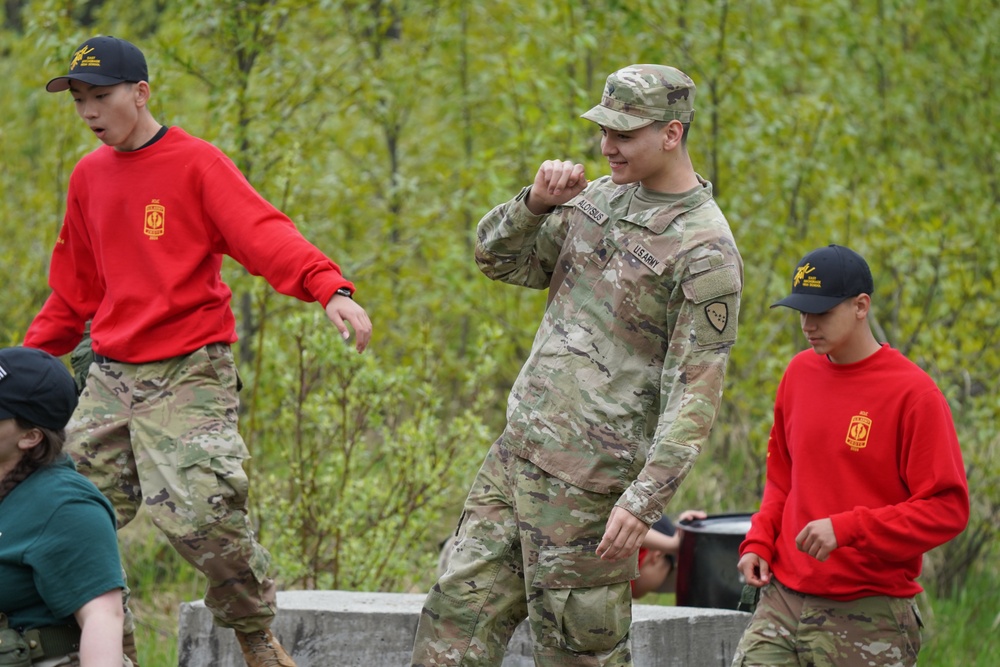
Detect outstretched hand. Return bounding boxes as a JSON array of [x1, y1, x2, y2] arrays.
[[325, 294, 372, 353], [525, 160, 587, 215]]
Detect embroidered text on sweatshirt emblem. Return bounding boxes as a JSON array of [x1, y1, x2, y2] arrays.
[[845, 412, 872, 451], [145, 201, 165, 240]]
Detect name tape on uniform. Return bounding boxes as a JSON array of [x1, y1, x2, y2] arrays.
[[624, 239, 666, 275], [576, 198, 609, 225]]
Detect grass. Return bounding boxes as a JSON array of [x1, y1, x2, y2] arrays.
[[120, 513, 200, 667], [123, 511, 999, 667], [918, 564, 1000, 667]]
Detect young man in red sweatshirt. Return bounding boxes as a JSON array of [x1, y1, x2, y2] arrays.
[[25, 35, 373, 667], [732, 245, 969, 666]]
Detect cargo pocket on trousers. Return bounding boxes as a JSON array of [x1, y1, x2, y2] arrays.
[[176, 447, 251, 524], [889, 597, 923, 658], [532, 546, 636, 653]]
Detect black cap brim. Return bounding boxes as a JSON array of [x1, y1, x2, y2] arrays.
[[770, 293, 850, 314], [46, 73, 130, 93]]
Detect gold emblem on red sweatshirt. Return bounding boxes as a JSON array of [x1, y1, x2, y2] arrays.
[[845, 412, 872, 451], [145, 201, 165, 240]]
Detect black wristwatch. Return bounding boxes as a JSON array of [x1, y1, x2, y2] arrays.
[[335, 287, 353, 299]]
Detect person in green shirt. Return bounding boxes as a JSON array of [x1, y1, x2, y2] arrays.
[[0, 346, 126, 667]]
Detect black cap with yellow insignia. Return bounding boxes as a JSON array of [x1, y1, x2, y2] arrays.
[[46, 35, 148, 93], [771, 244, 874, 314]]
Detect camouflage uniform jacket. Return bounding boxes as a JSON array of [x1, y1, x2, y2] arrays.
[[475, 175, 742, 525]]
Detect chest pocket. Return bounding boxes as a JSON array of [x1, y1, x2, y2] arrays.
[[588, 237, 617, 269]]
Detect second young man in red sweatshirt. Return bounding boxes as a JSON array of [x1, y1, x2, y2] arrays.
[[733, 244, 968, 666]]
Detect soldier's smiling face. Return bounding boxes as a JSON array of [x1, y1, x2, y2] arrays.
[[600, 123, 672, 190]]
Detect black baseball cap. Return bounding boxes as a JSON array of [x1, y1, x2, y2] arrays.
[[0, 347, 78, 431], [46, 36, 148, 93], [771, 244, 874, 314]]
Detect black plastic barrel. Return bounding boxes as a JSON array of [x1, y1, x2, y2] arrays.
[[675, 512, 753, 609]]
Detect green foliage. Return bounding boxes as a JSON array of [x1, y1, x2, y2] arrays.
[[242, 310, 495, 591], [1, 0, 997, 662], [917, 557, 1000, 667]]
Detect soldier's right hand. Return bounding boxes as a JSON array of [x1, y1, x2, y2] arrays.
[[737, 551, 771, 588], [525, 160, 587, 215]]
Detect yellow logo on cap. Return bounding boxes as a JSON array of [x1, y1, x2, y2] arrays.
[[144, 201, 165, 240], [793, 262, 816, 287], [70, 45, 95, 71]]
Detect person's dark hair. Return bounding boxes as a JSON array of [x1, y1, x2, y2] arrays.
[[0, 418, 67, 502]]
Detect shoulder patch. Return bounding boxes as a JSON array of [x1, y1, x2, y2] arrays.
[[705, 302, 729, 333]]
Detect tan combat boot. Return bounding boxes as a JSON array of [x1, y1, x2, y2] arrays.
[[234, 628, 296, 667]]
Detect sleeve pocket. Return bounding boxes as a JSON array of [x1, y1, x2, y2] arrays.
[[682, 264, 741, 346]]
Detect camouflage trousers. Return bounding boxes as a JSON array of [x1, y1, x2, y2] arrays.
[[69, 343, 276, 632], [411, 438, 637, 667], [731, 579, 922, 666]]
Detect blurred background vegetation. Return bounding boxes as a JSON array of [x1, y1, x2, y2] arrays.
[[1, 0, 997, 665]]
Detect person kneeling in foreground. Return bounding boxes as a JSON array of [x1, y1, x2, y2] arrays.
[[732, 245, 969, 667], [0, 347, 127, 667]]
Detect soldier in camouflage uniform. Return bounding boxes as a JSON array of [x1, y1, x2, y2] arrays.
[[411, 64, 743, 666], [25, 36, 373, 667]]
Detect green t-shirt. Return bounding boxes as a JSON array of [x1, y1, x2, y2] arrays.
[[0, 456, 123, 630]]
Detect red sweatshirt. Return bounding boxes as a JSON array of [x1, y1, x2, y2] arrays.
[[740, 344, 969, 600], [25, 127, 353, 362]]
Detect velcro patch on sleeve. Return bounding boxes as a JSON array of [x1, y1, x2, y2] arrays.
[[681, 264, 741, 303], [682, 264, 741, 346]]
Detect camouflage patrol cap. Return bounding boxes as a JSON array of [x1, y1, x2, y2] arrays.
[[581, 64, 695, 131]]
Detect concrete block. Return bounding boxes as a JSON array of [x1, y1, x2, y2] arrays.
[[178, 590, 750, 666]]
